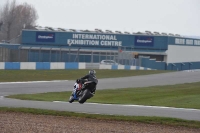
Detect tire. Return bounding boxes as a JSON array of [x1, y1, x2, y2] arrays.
[[78, 89, 90, 104], [68, 96, 74, 103]]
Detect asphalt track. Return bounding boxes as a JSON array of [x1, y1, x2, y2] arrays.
[[1, 71, 200, 121]]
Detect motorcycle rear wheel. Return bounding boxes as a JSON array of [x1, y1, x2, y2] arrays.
[[78, 89, 90, 104]]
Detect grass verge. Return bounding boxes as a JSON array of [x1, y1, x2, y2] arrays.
[[7, 82, 200, 109], [0, 107, 200, 128], [0, 70, 171, 82]]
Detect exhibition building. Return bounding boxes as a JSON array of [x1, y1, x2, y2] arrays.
[[1, 27, 200, 70]]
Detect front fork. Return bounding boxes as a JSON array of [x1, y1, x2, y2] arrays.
[[72, 90, 80, 100]]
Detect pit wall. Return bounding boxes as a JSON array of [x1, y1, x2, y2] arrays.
[[140, 57, 200, 70], [141, 57, 166, 70], [166, 62, 200, 71], [0, 62, 152, 70]]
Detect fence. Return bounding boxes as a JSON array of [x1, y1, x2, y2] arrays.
[[0, 46, 140, 66]]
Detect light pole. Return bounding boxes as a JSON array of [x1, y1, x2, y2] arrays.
[[77, 48, 81, 62], [0, 21, 3, 32], [68, 41, 72, 62]]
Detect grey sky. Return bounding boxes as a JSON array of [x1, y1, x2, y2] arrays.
[[1, 0, 200, 36]]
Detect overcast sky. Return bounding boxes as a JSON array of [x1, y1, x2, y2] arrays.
[[1, 0, 200, 36]]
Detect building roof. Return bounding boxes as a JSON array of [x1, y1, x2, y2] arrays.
[[30, 26, 182, 37]]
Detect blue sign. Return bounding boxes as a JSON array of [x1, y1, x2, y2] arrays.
[[36, 32, 55, 42], [135, 36, 154, 47]]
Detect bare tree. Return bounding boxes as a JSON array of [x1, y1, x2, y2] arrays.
[[0, 0, 38, 42], [0, 0, 17, 41]]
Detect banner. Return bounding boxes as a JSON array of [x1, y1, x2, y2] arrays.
[[135, 36, 154, 47], [36, 32, 55, 42]]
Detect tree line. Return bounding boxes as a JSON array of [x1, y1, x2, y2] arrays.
[[0, 0, 38, 43]]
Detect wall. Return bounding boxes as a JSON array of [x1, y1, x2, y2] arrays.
[[1, 61, 199, 70], [166, 62, 200, 71], [168, 37, 200, 45], [140, 56, 200, 71], [0, 62, 152, 70], [22, 30, 134, 47], [167, 45, 200, 63], [141, 57, 166, 70]]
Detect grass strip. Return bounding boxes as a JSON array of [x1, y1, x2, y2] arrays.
[[0, 70, 171, 82], [0, 107, 200, 128], [7, 82, 200, 109]]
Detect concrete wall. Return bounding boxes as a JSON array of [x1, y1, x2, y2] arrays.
[[140, 56, 200, 71], [167, 45, 200, 63], [0, 62, 152, 70], [0, 62, 5, 69], [166, 62, 200, 71], [141, 57, 166, 70]]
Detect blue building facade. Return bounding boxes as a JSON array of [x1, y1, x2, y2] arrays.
[[21, 30, 169, 50]]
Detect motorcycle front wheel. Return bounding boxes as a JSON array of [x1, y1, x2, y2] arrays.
[[68, 96, 74, 103]]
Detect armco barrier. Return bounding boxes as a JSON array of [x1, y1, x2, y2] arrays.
[[0, 62, 152, 70]]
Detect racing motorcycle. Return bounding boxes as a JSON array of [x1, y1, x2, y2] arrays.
[[69, 80, 97, 104]]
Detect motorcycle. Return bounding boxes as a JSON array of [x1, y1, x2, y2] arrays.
[[69, 81, 97, 104]]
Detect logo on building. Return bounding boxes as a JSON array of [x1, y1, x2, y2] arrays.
[[36, 32, 55, 42], [135, 36, 154, 46]]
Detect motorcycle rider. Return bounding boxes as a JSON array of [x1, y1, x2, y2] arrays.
[[72, 79, 82, 96], [73, 70, 98, 96]]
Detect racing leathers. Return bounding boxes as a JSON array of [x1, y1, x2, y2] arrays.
[[72, 72, 98, 96], [80, 74, 98, 93]]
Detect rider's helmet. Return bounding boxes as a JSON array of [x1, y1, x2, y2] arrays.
[[89, 70, 96, 75], [76, 79, 81, 83]]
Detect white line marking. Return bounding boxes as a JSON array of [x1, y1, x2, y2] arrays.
[[0, 80, 68, 84], [54, 101, 69, 103], [0, 96, 4, 99], [53, 101, 200, 111]]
